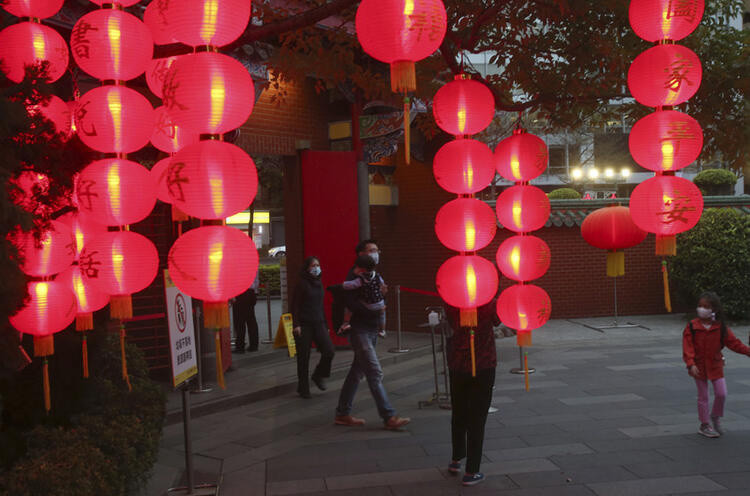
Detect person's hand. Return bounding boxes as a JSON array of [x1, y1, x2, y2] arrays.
[[292, 327, 301, 337], [688, 365, 699, 377], [380, 282, 388, 295]]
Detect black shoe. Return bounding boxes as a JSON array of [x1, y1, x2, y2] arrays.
[[233, 347, 246, 354], [311, 375, 327, 391], [298, 391, 312, 399]]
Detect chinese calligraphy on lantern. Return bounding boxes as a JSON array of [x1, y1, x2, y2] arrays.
[[657, 191, 696, 224], [71, 20, 98, 60], [664, 54, 694, 92], [666, 0, 700, 22], [407, 5, 444, 43]]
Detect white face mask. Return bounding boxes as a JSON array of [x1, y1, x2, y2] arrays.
[[309, 266, 321, 277], [369, 252, 379, 265], [697, 306, 714, 320]]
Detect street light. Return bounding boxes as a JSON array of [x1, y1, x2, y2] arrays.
[[587, 168, 599, 180], [604, 168, 615, 178], [571, 168, 583, 180]]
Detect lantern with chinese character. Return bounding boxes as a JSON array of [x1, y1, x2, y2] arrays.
[[144, 0, 176, 46], [166, 0, 252, 48], [150, 106, 201, 154], [10, 220, 74, 277], [628, 110, 702, 172], [26, 94, 72, 138], [433, 75, 495, 136], [433, 138, 494, 194], [146, 56, 180, 99], [0, 22, 69, 83], [436, 255, 498, 312], [495, 185, 551, 233], [628, 44, 702, 107], [2, 0, 64, 18], [496, 284, 551, 332], [581, 205, 647, 276], [435, 198, 497, 252], [496, 235, 550, 282], [150, 157, 173, 204], [57, 211, 107, 260], [629, 0, 704, 42], [495, 130, 549, 182]]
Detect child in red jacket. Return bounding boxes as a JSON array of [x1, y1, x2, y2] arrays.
[[682, 291, 750, 438]]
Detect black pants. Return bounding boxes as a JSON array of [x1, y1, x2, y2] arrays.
[[234, 290, 258, 351], [294, 322, 335, 394], [450, 367, 496, 474]]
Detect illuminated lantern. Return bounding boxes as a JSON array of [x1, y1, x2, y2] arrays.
[[496, 235, 550, 282], [150, 157, 173, 203], [628, 110, 702, 172], [59, 265, 110, 324], [495, 130, 549, 182], [167, 140, 258, 219], [436, 255, 498, 313], [433, 75, 495, 136], [146, 56, 180, 99], [57, 211, 107, 260], [355, 0, 447, 93], [150, 106, 201, 154], [166, 0, 252, 48], [10, 220, 74, 277], [496, 284, 551, 332], [495, 185, 551, 233], [163, 52, 254, 135], [70, 9, 153, 81], [76, 158, 157, 226], [628, 44, 701, 107], [629, 0, 703, 42], [433, 139, 494, 194], [26, 94, 72, 138], [434, 198, 497, 252], [144, 0, 176, 46], [88, 0, 142, 6], [629, 175, 703, 254], [2, 0, 64, 18], [75, 85, 154, 154], [0, 22, 69, 83], [581, 206, 647, 276]]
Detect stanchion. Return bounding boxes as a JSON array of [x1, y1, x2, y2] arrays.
[[191, 305, 212, 394], [572, 277, 648, 332], [418, 307, 450, 409], [510, 347, 535, 374], [388, 285, 410, 353], [261, 284, 274, 344]]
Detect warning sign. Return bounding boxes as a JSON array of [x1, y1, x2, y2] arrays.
[[164, 270, 198, 388], [273, 313, 297, 357]]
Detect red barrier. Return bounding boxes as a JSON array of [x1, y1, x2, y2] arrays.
[[399, 286, 440, 298]]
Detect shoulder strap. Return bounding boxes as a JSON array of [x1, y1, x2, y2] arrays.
[[720, 322, 727, 348]]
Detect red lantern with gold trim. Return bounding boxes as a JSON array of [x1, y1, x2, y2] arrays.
[[495, 185, 550, 233], [496, 284, 551, 332], [629, 0, 703, 42], [2, 0, 64, 18], [433, 138, 494, 194], [432, 75, 495, 136], [435, 198, 497, 252], [581, 205, 647, 277], [58, 265, 110, 327], [0, 22, 69, 83], [150, 106, 201, 154], [10, 220, 74, 277], [628, 44, 701, 107], [494, 130, 548, 182], [628, 110, 702, 172], [496, 235, 550, 282], [436, 255, 498, 313], [166, 0, 252, 48], [146, 56, 180, 99], [57, 211, 107, 260]]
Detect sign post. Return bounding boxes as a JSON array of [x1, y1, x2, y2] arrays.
[[273, 313, 297, 357]]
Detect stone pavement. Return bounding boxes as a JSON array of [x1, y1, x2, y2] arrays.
[[139, 313, 750, 496]]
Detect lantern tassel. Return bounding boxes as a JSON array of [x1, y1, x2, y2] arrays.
[[662, 260, 672, 313], [76, 312, 94, 331], [171, 205, 189, 223], [120, 324, 132, 392], [460, 308, 477, 327], [33, 335, 54, 357], [403, 96, 410, 165], [606, 250, 625, 277], [215, 330, 226, 390], [655, 234, 676, 256], [469, 329, 476, 378], [204, 301, 230, 329], [82, 333, 89, 379], [390, 60, 416, 93], [516, 331, 532, 347], [523, 351, 530, 392], [43, 358, 50, 413], [110, 295, 133, 320]]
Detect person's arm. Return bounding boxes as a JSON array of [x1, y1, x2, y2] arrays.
[[682, 325, 698, 377], [342, 290, 380, 318], [291, 282, 305, 336], [724, 327, 750, 356], [341, 278, 362, 290]]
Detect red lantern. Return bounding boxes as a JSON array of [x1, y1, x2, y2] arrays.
[[436, 255, 498, 310], [89, 0, 142, 5], [57, 211, 107, 260], [26, 94, 72, 138], [433, 139, 494, 194], [10, 281, 76, 337], [495, 130, 548, 182], [71, 9, 153, 81], [58, 265, 110, 317], [163, 52, 254, 135], [0, 22, 69, 83], [434, 198, 497, 252], [355, 0, 447, 93], [150, 157, 173, 203], [629, 175, 703, 236], [496, 284, 551, 331], [150, 106, 201, 154], [144, 0, 176, 46], [628, 44, 701, 107], [10, 220, 74, 277], [629, 110, 702, 172], [167, 140, 258, 219], [433, 75, 495, 136], [2, 0, 64, 18], [146, 56, 180, 98], [166, 0, 252, 48], [75, 85, 154, 154], [496, 235, 550, 282], [629, 0, 704, 42], [76, 158, 157, 226], [495, 185, 550, 233], [581, 206, 648, 251]]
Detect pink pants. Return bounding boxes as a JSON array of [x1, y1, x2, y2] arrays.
[[694, 377, 726, 424]]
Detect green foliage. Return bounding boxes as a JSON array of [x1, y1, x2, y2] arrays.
[[693, 169, 738, 195], [259, 264, 281, 296], [548, 187, 581, 199], [670, 208, 750, 319]]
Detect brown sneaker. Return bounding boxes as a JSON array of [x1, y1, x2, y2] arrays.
[[384, 416, 411, 430], [335, 415, 366, 426]]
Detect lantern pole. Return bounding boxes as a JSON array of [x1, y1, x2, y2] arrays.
[[510, 347, 535, 375], [388, 285, 409, 353]]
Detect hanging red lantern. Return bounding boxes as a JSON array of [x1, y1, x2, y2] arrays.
[[495, 129, 548, 182], [26, 94, 72, 138], [2, 0, 64, 18], [167, 140, 258, 219], [496, 284, 551, 331], [88, 0, 142, 6], [436, 255, 498, 311], [628, 44, 701, 107], [433, 139, 494, 194], [70, 9, 153, 81], [629, 0, 704, 42], [76, 158, 157, 226], [166, 0, 252, 48], [434, 198, 497, 252], [496, 235, 550, 282], [58, 265, 110, 327], [146, 56, 180, 99], [9, 220, 74, 277], [495, 185, 550, 233], [150, 157, 173, 203], [355, 0, 447, 93], [629, 110, 702, 172], [150, 106, 201, 154], [581, 205, 647, 276], [0, 22, 69, 83], [432, 75, 495, 136], [163, 52, 254, 135], [75, 85, 154, 154], [57, 211, 107, 260], [144, 0, 176, 46]]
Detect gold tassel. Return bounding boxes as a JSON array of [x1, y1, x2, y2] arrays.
[[655, 234, 676, 256], [33, 335, 54, 357], [606, 250, 625, 277], [110, 295, 133, 320], [390, 60, 416, 93], [516, 330, 532, 347], [120, 324, 132, 392], [662, 260, 672, 313], [82, 333, 89, 378], [214, 330, 226, 390], [469, 329, 476, 378], [76, 312, 93, 331], [523, 351, 530, 392], [43, 358, 50, 413], [460, 308, 477, 327], [204, 301, 230, 328], [403, 96, 410, 165]]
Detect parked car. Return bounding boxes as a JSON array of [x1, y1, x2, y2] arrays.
[[268, 245, 286, 258]]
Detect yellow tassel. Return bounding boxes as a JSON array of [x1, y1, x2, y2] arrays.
[[110, 295, 133, 320], [662, 260, 672, 313], [460, 308, 477, 327], [390, 60, 416, 93], [33, 335, 54, 357], [403, 96, 410, 165], [523, 352, 530, 392], [606, 250, 625, 277], [82, 333, 89, 379], [215, 330, 226, 390], [469, 329, 476, 378], [204, 301, 230, 328], [516, 330, 532, 347], [655, 235, 676, 256], [43, 358, 50, 413], [76, 312, 93, 331], [120, 324, 132, 392], [171, 205, 189, 222]]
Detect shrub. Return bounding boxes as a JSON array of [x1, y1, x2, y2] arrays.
[[548, 187, 581, 199], [693, 169, 737, 195], [259, 264, 281, 296], [670, 208, 750, 319]]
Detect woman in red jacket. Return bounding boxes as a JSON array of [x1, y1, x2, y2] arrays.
[[682, 292, 750, 438]]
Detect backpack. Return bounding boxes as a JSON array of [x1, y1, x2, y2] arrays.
[[690, 322, 727, 349]]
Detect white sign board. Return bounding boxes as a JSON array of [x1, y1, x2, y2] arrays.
[[164, 270, 198, 388]]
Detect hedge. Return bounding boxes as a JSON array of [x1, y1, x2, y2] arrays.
[[693, 169, 737, 195], [259, 264, 281, 296], [548, 187, 581, 199]]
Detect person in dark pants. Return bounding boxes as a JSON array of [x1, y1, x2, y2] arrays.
[[233, 274, 259, 353], [291, 256, 335, 399], [445, 300, 498, 487]]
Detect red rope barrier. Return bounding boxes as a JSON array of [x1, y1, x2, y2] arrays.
[[398, 286, 440, 297], [121, 312, 166, 323]]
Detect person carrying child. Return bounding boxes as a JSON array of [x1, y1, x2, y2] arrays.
[[682, 291, 750, 438], [336, 254, 387, 337]]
